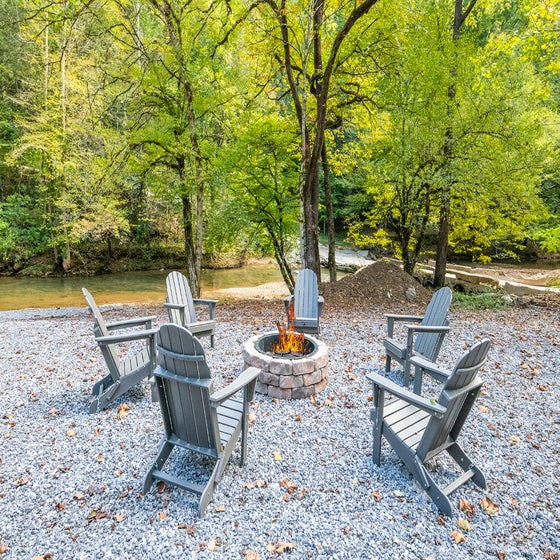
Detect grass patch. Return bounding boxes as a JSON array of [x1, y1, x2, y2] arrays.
[[451, 290, 514, 310]]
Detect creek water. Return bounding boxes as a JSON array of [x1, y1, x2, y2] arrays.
[[0, 263, 285, 311]]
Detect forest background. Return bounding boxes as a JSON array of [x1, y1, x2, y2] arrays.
[[0, 0, 558, 296]]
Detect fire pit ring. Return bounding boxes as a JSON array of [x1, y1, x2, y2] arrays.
[[243, 331, 329, 399]]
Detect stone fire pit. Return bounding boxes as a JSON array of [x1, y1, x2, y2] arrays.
[[243, 331, 329, 399]]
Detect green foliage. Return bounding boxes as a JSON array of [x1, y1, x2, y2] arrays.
[[452, 290, 514, 310]]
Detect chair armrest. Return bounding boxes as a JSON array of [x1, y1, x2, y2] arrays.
[[163, 302, 186, 310], [366, 371, 446, 417], [210, 367, 261, 406], [385, 314, 423, 337], [105, 316, 156, 330], [410, 355, 451, 393], [95, 328, 159, 346], [403, 325, 450, 334], [385, 314, 424, 322], [192, 298, 218, 320]]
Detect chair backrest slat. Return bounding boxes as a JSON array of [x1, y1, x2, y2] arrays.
[[82, 288, 121, 371], [294, 269, 318, 319], [166, 271, 197, 326], [414, 287, 452, 360], [417, 338, 490, 459], [156, 324, 217, 452]]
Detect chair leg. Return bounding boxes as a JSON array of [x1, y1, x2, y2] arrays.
[[448, 443, 486, 489], [403, 359, 411, 387], [210, 333, 215, 348], [143, 440, 173, 494], [414, 463, 453, 517], [385, 354, 392, 372], [198, 460, 220, 517], [372, 418, 383, 466]]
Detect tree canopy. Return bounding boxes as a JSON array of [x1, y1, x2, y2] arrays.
[[0, 0, 558, 287]]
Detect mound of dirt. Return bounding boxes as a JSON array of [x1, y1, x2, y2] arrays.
[[320, 261, 432, 310]]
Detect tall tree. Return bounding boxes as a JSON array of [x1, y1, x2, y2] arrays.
[[255, 0, 381, 280]]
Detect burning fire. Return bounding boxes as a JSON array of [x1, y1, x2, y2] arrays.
[[271, 301, 309, 355]]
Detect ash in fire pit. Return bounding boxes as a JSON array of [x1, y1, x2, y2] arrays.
[[243, 329, 328, 400]]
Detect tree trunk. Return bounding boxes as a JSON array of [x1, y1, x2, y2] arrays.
[[433, 0, 478, 287], [322, 143, 336, 282]]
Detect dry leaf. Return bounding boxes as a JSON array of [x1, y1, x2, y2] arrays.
[[74, 491, 84, 500], [276, 542, 295, 554], [67, 429, 76, 438], [509, 496, 519, 508], [117, 403, 130, 420], [244, 551, 260, 560], [159, 512, 167, 520], [450, 530, 466, 544], [272, 450, 283, 461], [456, 518, 471, 532], [279, 479, 298, 494], [178, 523, 196, 536], [208, 540, 216, 552], [478, 405, 489, 413], [156, 480, 166, 493], [480, 496, 499, 515], [115, 513, 125, 522], [509, 435, 520, 443], [371, 490, 382, 501], [55, 502, 66, 512], [496, 551, 507, 560], [15, 476, 29, 487], [0, 543, 8, 554], [97, 453, 103, 463], [248, 412, 257, 423], [215, 505, 225, 512], [266, 543, 276, 555], [294, 415, 302, 422], [537, 384, 547, 391], [458, 498, 476, 519]]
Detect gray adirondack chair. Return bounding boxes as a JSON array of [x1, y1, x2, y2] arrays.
[[165, 271, 218, 347], [143, 323, 260, 517], [367, 338, 491, 516], [283, 269, 324, 334], [82, 288, 158, 413], [383, 286, 452, 387]]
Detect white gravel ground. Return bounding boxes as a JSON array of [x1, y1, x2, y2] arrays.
[[0, 300, 559, 560]]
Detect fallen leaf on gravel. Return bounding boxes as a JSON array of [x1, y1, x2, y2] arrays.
[[67, 429, 76, 438], [215, 505, 225, 512], [55, 502, 66, 512], [456, 519, 471, 532], [371, 490, 382, 501], [480, 496, 499, 515], [543, 552, 558, 560], [159, 512, 167, 520], [156, 481, 166, 493], [279, 478, 298, 494], [509, 435, 520, 443], [117, 403, 130, 420], [294, 415, 301, 421], [15, 476, 29, 487], [244, 551, 260, 560], [115, 513, 125, 522], [272, 450, 283, 461], [0, 543, 8, 554], [458, 498, 476, 519], [178, 523, 195, 536], [33, 555, 52, 560], [509, 497, 519, 508], [208, 540, 217, 552], [450, 530, 466, 544], [248, 412, 256, 423], [496, 551, 507, 560], [74, 491, 84, 500], [537, 384, 547, 391], [97, 453, 103, 463], [478, 405, 489, 413]]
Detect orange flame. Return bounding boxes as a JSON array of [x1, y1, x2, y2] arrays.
[[271, 300, 308, 354]]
